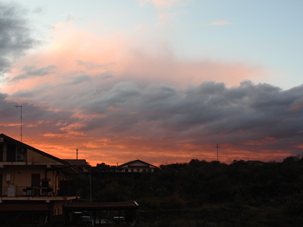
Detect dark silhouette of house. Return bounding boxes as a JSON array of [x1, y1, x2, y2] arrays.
[[118, 159, 158, 173]]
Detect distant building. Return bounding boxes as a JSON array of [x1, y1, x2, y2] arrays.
[[118, 159, 158, 173], [246, 160, 265, 166], [63, 159, 90, 172], [0, 133, 81, 225]]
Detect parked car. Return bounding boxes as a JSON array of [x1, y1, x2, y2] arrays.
[[100, 218, 114, 224], [77, 216, 93, 226], [113, 216, 125, 224]]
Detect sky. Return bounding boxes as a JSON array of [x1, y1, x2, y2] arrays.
[[0, 0, 303, 166]]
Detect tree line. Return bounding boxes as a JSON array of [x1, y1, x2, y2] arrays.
[[72, 156, 303, 226]]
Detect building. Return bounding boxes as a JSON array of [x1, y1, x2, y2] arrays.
[[0, 133, 81, 225], [246, 160, 265, 166], [118, 159, 158, 173], [63, 159, 90, 173]]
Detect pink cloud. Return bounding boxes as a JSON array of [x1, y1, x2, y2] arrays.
[[1, 22, 283, 167], [138, 0, 186, 8], [3, 25, 125, 95], [121, 50, 266, 88], [3, 23, 266, 97], [204, 21, 232, 26]]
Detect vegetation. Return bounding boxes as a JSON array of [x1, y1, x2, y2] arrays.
[[72, 156, 303, 226]]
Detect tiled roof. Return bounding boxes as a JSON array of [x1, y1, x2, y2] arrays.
[[0, 204, 49, 212], [64, 201, 139, 209]]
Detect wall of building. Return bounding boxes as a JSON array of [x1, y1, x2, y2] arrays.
[[128, 161, 150, 167], [0, 166, 48, 196], [0, 165, 68, 196], [27, 149, 61, 164], [121, 167, 154, 173], [53, 201, 65, 215]]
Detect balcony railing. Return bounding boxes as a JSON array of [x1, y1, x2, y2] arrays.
[[0, 184, 76, 197], [0, 185, 52, 197]]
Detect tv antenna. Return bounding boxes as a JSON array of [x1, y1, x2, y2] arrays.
[[216, 144, 219, 162], [15, 105, 23, 142]]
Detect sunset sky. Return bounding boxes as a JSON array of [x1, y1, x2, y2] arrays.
[[0, 0, 303, 166]]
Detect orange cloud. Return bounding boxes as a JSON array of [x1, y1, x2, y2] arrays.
[[17, 128, 295, 167], [293, 144, 303, 149], [289, 105, 303, 111], [0, 123, 20, 127]]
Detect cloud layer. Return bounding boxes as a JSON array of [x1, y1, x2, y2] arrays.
[[1, 80, 303, 165]]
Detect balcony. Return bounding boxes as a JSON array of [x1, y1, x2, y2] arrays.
[[0, 185, 78, 203]]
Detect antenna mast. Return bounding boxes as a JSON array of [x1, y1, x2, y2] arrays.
[[216, 144, 219, 162], [15, 105, 22, 142]]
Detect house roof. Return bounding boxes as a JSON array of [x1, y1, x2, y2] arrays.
[[0, 133, 66, 164], [0, 204, 49, 212], [0, 133, 79, 173], [64, 201, 139, 210], [118, 159, 158, 169]]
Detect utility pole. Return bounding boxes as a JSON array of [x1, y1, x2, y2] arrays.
[[15, 105, 22, 142], [76, 148, 78, 159], [216, 144, 219, 162], [89, 166, 92, 203]]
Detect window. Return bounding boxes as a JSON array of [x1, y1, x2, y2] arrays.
[[7, 144, 16, 162], [0, 144, 3, 162]]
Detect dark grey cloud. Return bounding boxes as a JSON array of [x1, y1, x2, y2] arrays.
[[11, 85, 50, 98], [77, 81, 303, 153], [12, 65, 56, 81], [0, 2, 36, 76], [96, 72, 114, 80], [65, 75, 90, 86]]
